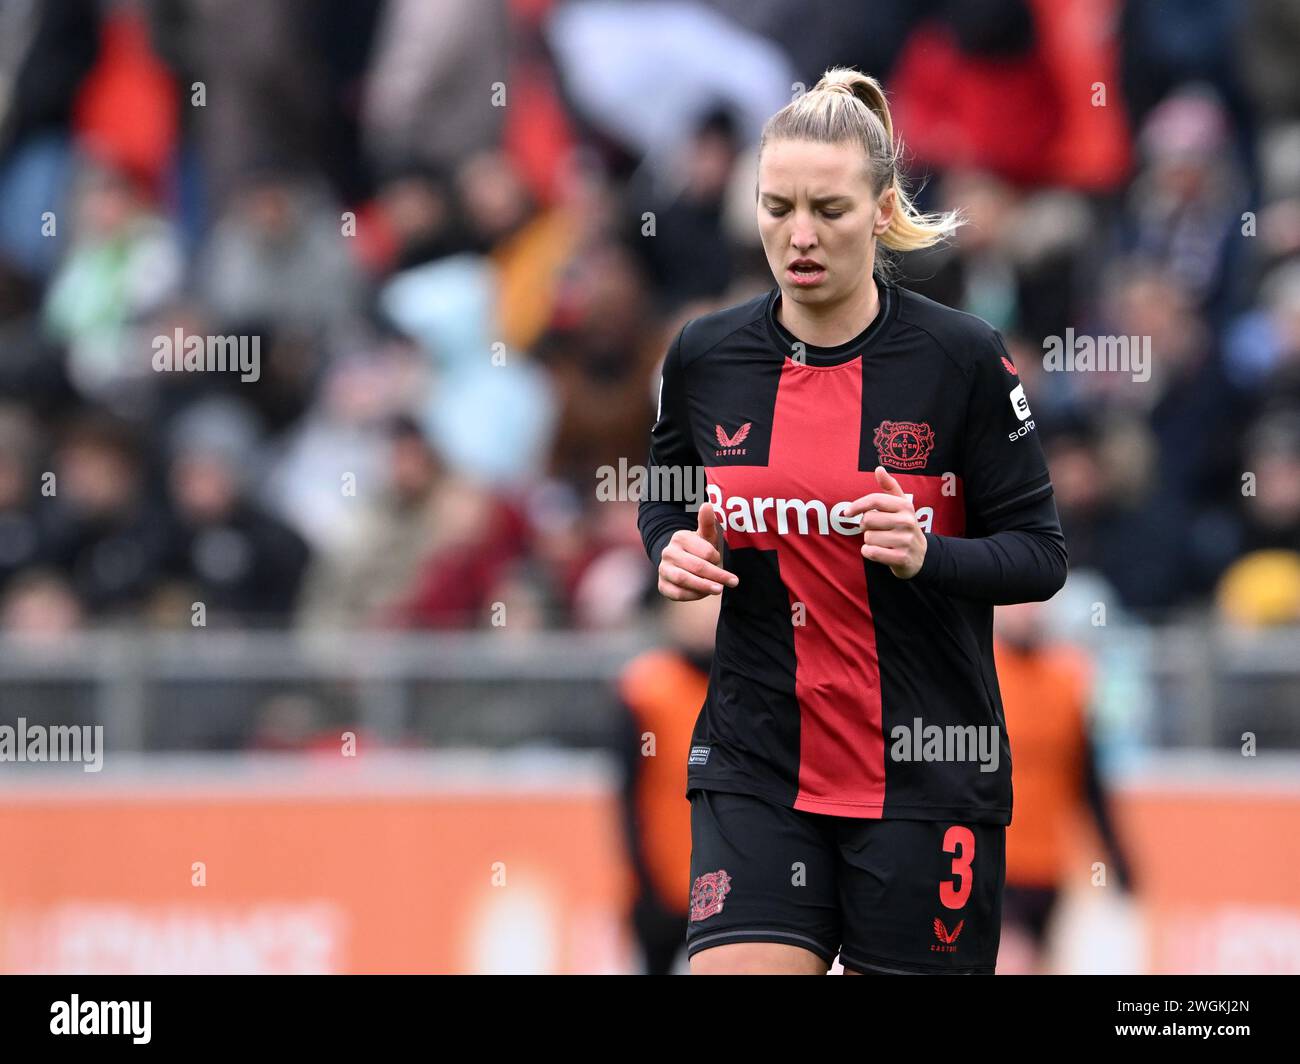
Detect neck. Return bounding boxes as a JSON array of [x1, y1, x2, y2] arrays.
[[777, 276, 880, 348]]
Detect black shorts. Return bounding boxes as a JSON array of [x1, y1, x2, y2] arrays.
[[686, 787, 1006, 974]]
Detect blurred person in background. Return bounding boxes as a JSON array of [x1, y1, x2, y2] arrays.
[[0, 258, 78, 420], [480, 557, 558, 635], [616, 593, 719, 974], [0, 569, 85, 641], [357, 161, 470, 276], [456, 147, 583, 354], [1240, 0, 1300, 125], [161, 399, 309, 627], [623, 105, 741, 314], [535, 240, 662, 488], [379, 248, 559, 492], [571, 498, 656, 631], [1232, 413, 1300, 556], [1214, 412, 1300, 631], [521, 479, 621, 624], [1046, 415, 1193, 615], [0, 568, 92, 735], [456, 148, 538, 257], [297, 414, 487, 630], [1226, 258, 1300, 408], [259, 354, 407, 558], [902, 168, 1094, 343], [196, 165, 362, 335], [1062, 264, 1247, 609], [384, 483, 531, 630], [1118, 0, 1256, 186], [993, 600, 1136, 974], [888, 0, 1062, 187], [1117, 84, 1249, 324], [43, 414, 168, 618], [42, 160, 183, 406]]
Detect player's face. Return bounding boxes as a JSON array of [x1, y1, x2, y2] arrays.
[[756, 138, 891, 307]]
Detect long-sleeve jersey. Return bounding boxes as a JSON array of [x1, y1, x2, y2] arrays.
[[637, 280, 1068, 823]]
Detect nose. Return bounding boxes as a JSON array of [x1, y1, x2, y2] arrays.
[[790, 213, 817, 251]]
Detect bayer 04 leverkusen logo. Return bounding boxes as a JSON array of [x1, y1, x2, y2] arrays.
[[689, 869, 732, 922], [873, 420, 935, 470]]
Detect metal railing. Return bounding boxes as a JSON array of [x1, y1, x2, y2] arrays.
[[0, 624, 1295, 753]]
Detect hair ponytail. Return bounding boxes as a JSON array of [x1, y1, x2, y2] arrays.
[[758, 67, 962, 271]]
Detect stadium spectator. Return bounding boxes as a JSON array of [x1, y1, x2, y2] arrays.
[[162, 400, 310, 626], [42, 415, 169, 617], [296, 415, 491, 630], [196, 166, 362, 334], [42, 160, 183, 405], [0, 568, 85, 639], [615, 594, 718, 974]]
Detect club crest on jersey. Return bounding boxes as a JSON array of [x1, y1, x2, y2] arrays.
[[873, 420, 935, 470], [689, 869, 732, 922], [931, 917, 964, 953], [714, 421, 751, 456]]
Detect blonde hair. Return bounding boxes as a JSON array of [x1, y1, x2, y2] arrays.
[[758, 67, 962, 275]]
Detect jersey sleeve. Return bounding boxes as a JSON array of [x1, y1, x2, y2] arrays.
[[637, 324, 703, 567], [960, 330, 1053, 523], [911, 490, 1068, 602], [909, 329, 1067, 603]]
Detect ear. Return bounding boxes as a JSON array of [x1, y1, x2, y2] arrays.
[[874, 185, 897, 237]]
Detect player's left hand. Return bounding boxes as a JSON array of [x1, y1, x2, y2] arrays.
[[843, 466, 927, 580]]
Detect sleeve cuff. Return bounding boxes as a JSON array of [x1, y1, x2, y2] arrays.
[[912, 532, 947, 585]]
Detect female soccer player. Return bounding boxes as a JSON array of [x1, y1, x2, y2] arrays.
[[637, 67, 1068, 975]]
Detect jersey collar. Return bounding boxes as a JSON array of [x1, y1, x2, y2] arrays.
[[765, 280, 896, 366]]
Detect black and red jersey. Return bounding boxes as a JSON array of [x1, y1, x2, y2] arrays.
[[637, 280, 1067, 824]]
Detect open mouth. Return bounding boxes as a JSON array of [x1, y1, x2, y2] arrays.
[[787, 261, 826, 285]]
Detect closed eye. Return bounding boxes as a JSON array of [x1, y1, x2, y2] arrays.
[[764, 205, 844, 218]]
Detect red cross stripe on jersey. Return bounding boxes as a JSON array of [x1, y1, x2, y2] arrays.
[[705, 359, 965, 815]]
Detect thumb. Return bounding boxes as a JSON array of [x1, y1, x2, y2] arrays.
[[696, 502, 720, 545], [875, 465, 906, 496]]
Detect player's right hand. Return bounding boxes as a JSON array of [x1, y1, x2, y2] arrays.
[[657, 503, 739, 600]]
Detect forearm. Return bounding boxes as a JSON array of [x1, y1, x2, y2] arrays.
[[911, 493, 1068, 603], [639, 324, 702, 569], [638, 501, 697, 568]]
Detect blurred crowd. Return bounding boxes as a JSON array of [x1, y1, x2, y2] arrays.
[[1, 0, 1298, 637]]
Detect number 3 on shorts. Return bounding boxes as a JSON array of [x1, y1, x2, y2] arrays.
[[939, 825, 975, 909]]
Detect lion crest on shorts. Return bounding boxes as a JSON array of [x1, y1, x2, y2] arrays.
[[689, 869, 732, 922]]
